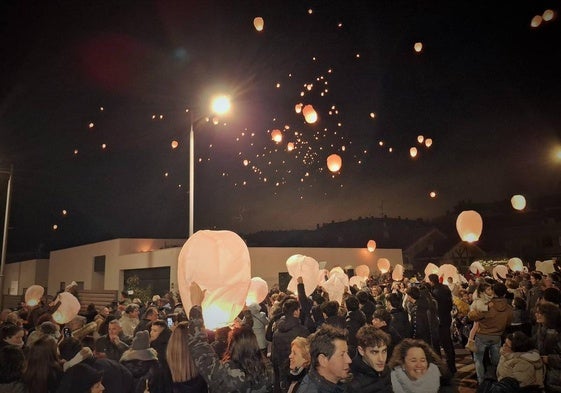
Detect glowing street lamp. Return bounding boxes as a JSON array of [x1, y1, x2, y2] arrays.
[[188, 96, 231, 237]]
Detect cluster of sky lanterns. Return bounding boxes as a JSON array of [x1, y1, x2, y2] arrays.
[[410, 135, 433, 158], [531, 9, 555, 28]]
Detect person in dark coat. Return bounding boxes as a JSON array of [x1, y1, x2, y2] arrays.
[[0, 345, 27, 393], [149, 320, 171, 367], [272, 298, 310, 393], [120, 331, 162, 393], [406, 286, 440, 352], [347, 325, 393, 393], [356, 291, 376, 325], [321, 301, 346, 329], [57, 337, 133, 393], [386, 293, 411, 339], [134, 307, 159, 336], [428, 274, 457, 374], [344, 295, 366, 359], [372, 308, 402, 358]]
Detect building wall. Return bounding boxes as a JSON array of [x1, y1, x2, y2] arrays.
[[5, 239, 403, 297], [2, 259, 49, 295]]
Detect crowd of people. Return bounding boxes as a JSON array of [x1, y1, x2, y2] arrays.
[[0, 267, 560, 393]]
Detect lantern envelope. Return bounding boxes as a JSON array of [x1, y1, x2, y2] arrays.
[[469, 261, 485, 275], [349, 275, 366, 289], [25, 285, 44, 307], [424, 263, 440, 280], [392, 264, 404, 281], [202, 281, 251, 330], [492, 265, 509, 280], [511, 195, 526, 211], [377, 258, 391, 274], [456, 210, 483, 242], [177, 230, 251, 313], [355, 265, 370, 278], [302, 105, 318, 123], [438, 264, 459, 283], [326, 154, 342, 173], [366, 240, 376, 252], [322, 270, 348, 305], [52, 292, 81, 324], [536, 260, 556, 275], [253, 17, 264, 31], [507, 257, 524, 272], [286, 254, 319, 296], [246, 277, 268, 306]]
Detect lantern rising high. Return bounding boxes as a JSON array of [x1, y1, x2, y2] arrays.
[[456, 210, 483, 243], [511, 195, 526, 211], [253, 17, 264, 32], [326, 154, 342, 173], [366, 240, 376, 252]]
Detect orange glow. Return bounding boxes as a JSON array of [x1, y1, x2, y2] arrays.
[[410, 147, 418, 158], [414, 42, 423, 53], [326, 154, 342, 172], [531, 15, 543, 27], [367, 240, 376, 252], [425, 138, 433, 147], [456, 210, 483, 242], [302, 104, 318, 123], [543, 9, 554, 21], [271, 129, 282, 143], [417, 135, 424, 143], [171, 140, 179, 149], [253, 17, 264, 31]]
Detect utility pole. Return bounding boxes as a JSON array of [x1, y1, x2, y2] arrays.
[[0, 166, 13, 310]]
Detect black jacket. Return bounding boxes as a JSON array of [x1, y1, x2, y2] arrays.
[[347, 356, 392, 393]]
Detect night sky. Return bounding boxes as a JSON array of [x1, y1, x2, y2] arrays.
[[1, 1, 560, 255]]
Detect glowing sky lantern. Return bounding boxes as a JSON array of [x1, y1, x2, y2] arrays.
[[417, 135, 424, 144], [469, 261, 485, 275], [367, 240, 376, 252], [287, 142, 295, 151], [414, 42, 423, 53], [429, 191, 437, 198], [243, 159, 249, 166], [271, 129, 282, 143], [410, 147, 418, 158], [202, 281, 251, 329], [295, 103, 303, 114], [531, 15, 543, 27], [355, 264, 370, 278], [508, 257, 524, 272], [302, 104, 318, 123], [246, 277, 268, 306], [253, 17, 264, 32], [425, 138, 433, 147], [370, 112, 376, 119], [543, 9, 554, 22], [424, 263, 440, 279], [286, 254, 320, 296], [349, 275, 366, 288], [25, 285, 44, 307], [392, 264, 404, 281], [511, 195, 526, 211], [377, 258, 391, 274], [456, 210, 483, 242], [492, 265, 509, 281], [52, 292, 81, 324], [326, 154, 342, 173], [177, 230, 252, 321], [322, 268, 348, 304], [171, 140, 179, 149]]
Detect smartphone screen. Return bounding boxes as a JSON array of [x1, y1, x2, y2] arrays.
[[167, 317, 173, 328]]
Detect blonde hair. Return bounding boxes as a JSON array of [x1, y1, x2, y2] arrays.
[[291, 336, 311, 367], [166, 322, 199, 382]]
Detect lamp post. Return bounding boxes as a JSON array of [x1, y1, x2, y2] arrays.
[[188, 96, 231, 237], [0, 166, 13, 309]]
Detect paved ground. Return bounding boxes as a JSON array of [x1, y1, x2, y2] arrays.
[[455, 348, 478, 393]]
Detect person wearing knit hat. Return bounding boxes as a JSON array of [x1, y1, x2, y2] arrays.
[[120, 331, 160, 393], [120, 330, 158, 362], [62, 363, 104, 393]]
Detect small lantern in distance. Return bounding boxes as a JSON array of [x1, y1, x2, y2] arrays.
[[511, 194, 526, 211], [253, 17, 264, 32], [456, 210, 483, 243], [271, 129, 282, 143], [302, 105, 318, 124], [417, 135, 424, 144], [414, 42, 423, 53], [367, 240, 376, 252], [410, 147, 418, 158], [425, 138, 433, 147], [326, 154, 342, 172]]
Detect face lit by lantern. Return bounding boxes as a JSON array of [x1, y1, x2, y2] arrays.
[[271, 129, 283, 143], [456, 210, 483, 243], [511, 195, 526, 211], [367, 240, 376, 252], [409, 147, 418, 158], [253, 17, 264, 31], [326, 154, 342, 172]]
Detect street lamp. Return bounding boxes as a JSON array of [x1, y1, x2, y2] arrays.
[[188, 96, 231, 237], [0, 166, 13, 309]]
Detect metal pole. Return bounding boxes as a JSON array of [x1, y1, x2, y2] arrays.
[[189, 111, 194, 238], [0, 166, 13, 309]]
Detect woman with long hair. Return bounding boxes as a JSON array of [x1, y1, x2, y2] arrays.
[[388, 338, 454, 393], [534, 302, 561, 393], [287, 337, 310, 393], [166, 322, 207, 392], [23, 335, 63, 393]]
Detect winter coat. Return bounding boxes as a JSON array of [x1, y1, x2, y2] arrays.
[[0, 381, 28, 393], [347, 355, 392, 393], [477, 298, 513, 336], [389, 308, 411, 339], [431, 283, 453, 325], [272, 316, 310, 390], [497, 349, 544, 388], [409, 295, 440, 349], [345, 310, 366, 358], [536, 325, 561, 393], [296, 368, 346, 393], [187, 319, 274, 393], [248, 303, 269, 350], [121, 358, 161, 393]]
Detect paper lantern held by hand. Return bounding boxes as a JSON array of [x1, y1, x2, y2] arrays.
[[507, 257, 523, 272], [469, 261, 485, 275], [52, 292, 81, 324], [349, 275, 366, 289], [424, 263, 439, 279], [377, 258, 391, 274], [492, 265, 509, 281], [202, 281, 251, 330], [286, 254, 320, 296], [456, 210, 483, 242], [246, 277, 268, 306], [536, 260, 556, 275], [438, 264, 459, 283], [355, 264, 370, 278], [25, 285, 44, 307], [392, 264, 404, 281]]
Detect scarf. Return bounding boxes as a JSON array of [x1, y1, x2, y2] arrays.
[[391, 362, 441, 393]]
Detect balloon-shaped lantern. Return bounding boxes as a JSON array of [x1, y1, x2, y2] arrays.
[[377, 258, 391, 274], [177, 230, 252, 327], [438, 264, 460, 283], [456, 210, 483, 242], [246, 277, 268, 306], [536, 260, 556, 275], [507, 257, 524, 272], [25, 285, 44, 307], [322, 268, 348, 305], [424, 263, 440, 279], [287, 142, 295, 151], [417, 135, 424, 144], [253, 17, 264, 32], [492, 265, 509, 281], [271, 129, 282, 143], [355, 264, 370, 278], [327, 154, 342, 173], [511, 195, 526, 211], [349, 275, 366, 289], [469, 261, 485, 275], [202, 281, 251, 329], [366, 240, 376, 252], [52, 292, 81, 324], [295, 103, 303, 114], [410, 147, 418, 158], [392, 264, 404, 281], [286, 254, 320, 296], [425, 138, 433, 147], [302, 105, 318, 123]]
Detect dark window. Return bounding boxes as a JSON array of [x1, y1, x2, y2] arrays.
[[94, 255, 106, 273], [124, 267, 170, 297]]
